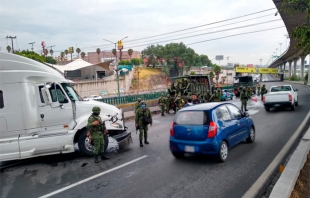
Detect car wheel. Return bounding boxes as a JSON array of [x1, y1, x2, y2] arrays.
[[246, 127, 255, 143], [218, 141, 228, 163], [295, 100, 298, 106], [291, 102, 295, 111], [172, 152, 184, 158], [78, 129, 94, 156], [265, 107, 270, 112]]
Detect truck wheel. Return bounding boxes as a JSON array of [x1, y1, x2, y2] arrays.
[[265, 107, 270, 112], [78, 129, 94, 156], [295, 101, 298, 106]]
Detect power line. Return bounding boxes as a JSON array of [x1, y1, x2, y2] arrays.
[[125, 8, 276, 43], [187, 26, 285, 45], [80, 8, 276, 50], [119, 19, 282, 47]]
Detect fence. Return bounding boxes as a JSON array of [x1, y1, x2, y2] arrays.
[[95, 91, 168, 106]]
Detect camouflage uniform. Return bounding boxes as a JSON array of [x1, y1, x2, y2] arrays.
[[165, 94, 171, 114], [134, 98, 142, 114], [260, 84, 267, 100], [158, 94, 166, 116], [87, 106, 107, 163], [174, 94, 185, 112], [257, 84, 261, 96], [204, 91, 211, 103], [135, 101, 153, 147], [240, 88, 249, 111], [217, 88, 222, 101]]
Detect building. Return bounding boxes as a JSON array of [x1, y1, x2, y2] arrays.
[[85, 50, 141, 65]]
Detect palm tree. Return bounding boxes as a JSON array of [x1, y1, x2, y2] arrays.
[[81, 52, 86, 60], [76, 48, 81, 58], [60, 52, 65, 60], [128, 49, 133, 61], [209, 71, 215, 83], [96, 48, 101, 61], [64, 49, 69, 58], [49, 49, 54, 56], [213, 65, 221, 86], [112, 49, 116, 56], [6, 45, 11, 53], [44, 49, 48, 56]]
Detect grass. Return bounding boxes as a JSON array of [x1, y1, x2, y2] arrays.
[[290, 152, 310, 198], [138, 68, 162, 79]]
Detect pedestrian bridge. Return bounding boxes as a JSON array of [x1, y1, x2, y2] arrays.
[[235, 67, 283, 75]]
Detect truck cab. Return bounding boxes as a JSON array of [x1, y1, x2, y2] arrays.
[[0, 52, 131, 161]]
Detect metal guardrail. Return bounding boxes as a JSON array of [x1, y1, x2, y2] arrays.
[[96, 91, 168, 105]]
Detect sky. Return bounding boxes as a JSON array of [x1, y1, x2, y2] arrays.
[[0, 0, 304, 66]]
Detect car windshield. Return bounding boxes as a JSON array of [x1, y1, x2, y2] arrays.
[[271, 86, 291, 92], [61, 83, 83, 101], [175, 111, 209, 125]]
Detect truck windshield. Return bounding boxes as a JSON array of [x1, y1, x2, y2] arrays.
[[61, 83, 82, 101]]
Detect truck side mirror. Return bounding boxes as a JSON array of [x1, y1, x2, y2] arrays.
[[41, 85, 53, 105]]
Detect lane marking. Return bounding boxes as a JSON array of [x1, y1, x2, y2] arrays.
[[39, 155, 148, 198], [242, 111, 310, 198]]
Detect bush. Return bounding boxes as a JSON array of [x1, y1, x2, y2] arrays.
[[190, 71, 196, 75], [289, 74, 300, 81]]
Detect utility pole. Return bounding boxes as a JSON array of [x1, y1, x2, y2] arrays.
[[29, 42, 35, 51], [6, 36, 16, 53]]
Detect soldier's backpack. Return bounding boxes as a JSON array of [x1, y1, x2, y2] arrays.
[[142, 110, 151, 125]]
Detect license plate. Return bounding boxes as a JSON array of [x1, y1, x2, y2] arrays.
[[274, 104, 280, 107], [184, 146, 195, 153]]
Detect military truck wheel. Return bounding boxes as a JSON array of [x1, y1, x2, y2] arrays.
[[78, 129, 94, 156]]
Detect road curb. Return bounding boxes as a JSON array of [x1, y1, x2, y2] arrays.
[[269, 126, 310, 198], [284, 81, 310, 87], [242, 111, 310, 198]]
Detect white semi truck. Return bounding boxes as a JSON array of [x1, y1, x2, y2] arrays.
[[0, 52, 132, 162]]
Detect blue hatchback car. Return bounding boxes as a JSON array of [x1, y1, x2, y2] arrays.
[[169, 102, 255, 162]]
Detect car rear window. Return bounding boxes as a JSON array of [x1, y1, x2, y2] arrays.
[[175, 111, 209, 125], [271, 86, 291, 92]]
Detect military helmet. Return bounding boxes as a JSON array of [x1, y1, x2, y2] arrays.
[[161, 94, 164, 96], [137, 98, 142, 101], [206, 90, 210, 93], [92, 106, 101, 113], [140, 100, 146, 105]]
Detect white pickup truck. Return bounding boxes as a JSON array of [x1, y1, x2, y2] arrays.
[[263, 85, 298, 111]]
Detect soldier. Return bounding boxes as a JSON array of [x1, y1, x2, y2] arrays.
[[240, 87, 249, 111], [134, 98, 142, 114], [192, 93, 200, 104], [260, 84, 267, 100], [135, 101, 152, 147], [214, 88, 221, 102], [257, 84, 261, 96], [158, 94, 166, 116], [204, 90, 212, 103], [165, 94, 171, 114], [87, 106, 109, 163], [168, 83, 176, 96], [174, 94, 184, 112]]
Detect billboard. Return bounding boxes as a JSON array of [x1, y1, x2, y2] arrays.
[[68, 47, 74, 53], [215, 55, 224, 61], [235, 67, 279, 74], [117, 40, 123, 50], [247, 64, 254, 68]]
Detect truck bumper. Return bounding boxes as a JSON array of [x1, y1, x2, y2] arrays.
[[112, 128, 132, 150], [264, 102, 292, 108]]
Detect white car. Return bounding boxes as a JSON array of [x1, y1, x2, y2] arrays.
[[263, 85, 298, 111], [83, 95, 103, 101]]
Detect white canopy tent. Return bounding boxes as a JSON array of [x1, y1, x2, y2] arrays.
[[52, 58, 94, 73]]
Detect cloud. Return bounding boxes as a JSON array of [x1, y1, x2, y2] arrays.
[[0, 0, 289, 65]]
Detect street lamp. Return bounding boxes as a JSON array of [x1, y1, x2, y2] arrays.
[[103, 36, 128, 101]]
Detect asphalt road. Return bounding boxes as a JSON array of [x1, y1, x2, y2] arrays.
[[1, 76, 310, 198]]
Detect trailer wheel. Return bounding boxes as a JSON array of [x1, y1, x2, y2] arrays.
[[78, 129, 94, 156]]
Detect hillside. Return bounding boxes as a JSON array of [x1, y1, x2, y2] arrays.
[[129, 67, 168, 93]]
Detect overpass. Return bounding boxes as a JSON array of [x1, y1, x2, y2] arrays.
[[269, 0, 309, 83]]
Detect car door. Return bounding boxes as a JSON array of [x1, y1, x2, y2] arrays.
[[226, 104, 248, 142], [215, 105, 239, 147]]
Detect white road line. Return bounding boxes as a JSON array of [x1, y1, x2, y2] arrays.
[[39, 155, 148, 198]]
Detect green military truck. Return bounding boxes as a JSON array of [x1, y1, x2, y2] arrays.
[[233, 75, 257, 97]]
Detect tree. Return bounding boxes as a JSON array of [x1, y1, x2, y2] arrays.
[[60, 52, 65, 60], [49, 49, 54, 57], [128, 49, 134, 61], [119, 60, 131, 65], [64, 49, 69, 58], [112, 49, 117, 56], [209, 71, 215, 82], [131, 58, 140, 66], [200, 54, 211, 66], [76, 48, 81, 58], [6, 45, 11, 53], [46, 56, 57, 64], [14, 50, 46, 63], [81, 52, 86, 60], [281, 0, 310, 54], [213, 65, 221, 86], [96, 48, 101, 61]]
